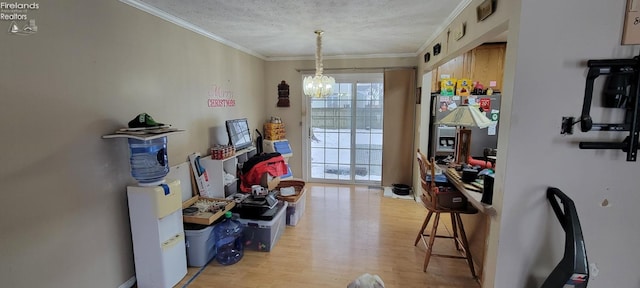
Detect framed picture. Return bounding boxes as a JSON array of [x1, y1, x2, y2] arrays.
[[433, 43, 441, 55], [477, 0, 496, 22]]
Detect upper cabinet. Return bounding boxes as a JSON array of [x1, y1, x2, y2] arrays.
[[469, 43, 505, 92], [431, 43, 506, 93]]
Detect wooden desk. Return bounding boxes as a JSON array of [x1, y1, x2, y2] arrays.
[[443, 167, 496, 216]]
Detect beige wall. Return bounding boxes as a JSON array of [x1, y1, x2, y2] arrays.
[[264, 57, 417, 179], [0, 1, 265, 287]]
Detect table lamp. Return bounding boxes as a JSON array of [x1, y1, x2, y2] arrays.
[[437, 105, 495, 164]]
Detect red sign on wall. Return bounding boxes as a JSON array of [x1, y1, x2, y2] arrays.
[[208, 84, 235, 107], [208, 99, 236, 107], [479, 98, 491, 111]]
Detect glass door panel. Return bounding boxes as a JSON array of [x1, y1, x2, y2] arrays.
[[308, 74, 383, 184]]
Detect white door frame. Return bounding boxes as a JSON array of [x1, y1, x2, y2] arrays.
[[301, 72, 384, 184]]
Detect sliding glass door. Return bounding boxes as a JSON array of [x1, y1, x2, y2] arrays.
[[306, 73, 383, 184]]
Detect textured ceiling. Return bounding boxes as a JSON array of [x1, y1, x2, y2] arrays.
[[126, 0, 470, 60]]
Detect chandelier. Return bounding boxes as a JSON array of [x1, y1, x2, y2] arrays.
[[303, 30, 335, 98]]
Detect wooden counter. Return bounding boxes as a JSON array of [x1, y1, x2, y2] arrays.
[[443, 167, 496, 216]]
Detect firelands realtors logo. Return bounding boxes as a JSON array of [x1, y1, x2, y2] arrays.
[[1, 2, 39, 35]]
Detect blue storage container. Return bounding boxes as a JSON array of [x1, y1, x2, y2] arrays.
[[273, 140, 292, 154]]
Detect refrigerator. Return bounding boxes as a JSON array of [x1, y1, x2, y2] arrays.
[[428, 93, 501, 159]]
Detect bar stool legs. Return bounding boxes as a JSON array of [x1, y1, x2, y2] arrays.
[[450, 215, 460, 251], [414, 211, 477, 279], [455, 213, 477, 279], [423, 212, 441, 272], [414, 211, 433, 246]]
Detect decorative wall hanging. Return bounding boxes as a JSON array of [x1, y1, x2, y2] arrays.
[[477, 0, 496, 22], [424, 52, 431, 63], [207, 84, 235, 107], [433, 43, 441, 56], [622, 0, 640, 45], [277, 80, 290, 107], [453, 22, 466, 40]]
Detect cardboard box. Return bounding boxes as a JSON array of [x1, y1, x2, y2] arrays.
[[436, 187, 467, 209]]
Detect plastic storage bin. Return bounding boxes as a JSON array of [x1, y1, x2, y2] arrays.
[[263, 139, 292, 157], [235, 202, 287, 252], [184, 224, 216, 267], [284, 189, 306, 226]]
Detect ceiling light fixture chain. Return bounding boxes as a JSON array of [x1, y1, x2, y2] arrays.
[[303, 30, 335, 98], [315, 30, 323, 76]]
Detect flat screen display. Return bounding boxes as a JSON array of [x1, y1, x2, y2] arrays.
[[226, 118, 252, 150]]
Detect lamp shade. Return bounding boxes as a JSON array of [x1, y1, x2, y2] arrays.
[[437, 105, 495, 128]]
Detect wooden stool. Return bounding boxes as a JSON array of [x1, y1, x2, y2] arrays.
[[415, 150, 478, 279]]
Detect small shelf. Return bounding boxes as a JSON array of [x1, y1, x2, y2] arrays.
[[198, 146, 257, 198], [102, 129, 184, 140]]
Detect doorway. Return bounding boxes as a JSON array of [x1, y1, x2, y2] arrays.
[[305, 73, 384, 184]]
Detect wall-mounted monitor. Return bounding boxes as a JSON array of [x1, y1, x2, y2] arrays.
[[225, 118, 253, 151]]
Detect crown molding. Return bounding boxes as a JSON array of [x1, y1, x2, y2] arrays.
[[416, 0, 473, 55], [119, 0, 267, 60], [267, 52, 418, 62]]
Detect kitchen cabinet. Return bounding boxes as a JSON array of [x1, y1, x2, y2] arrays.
[[469, 43, 505, 92], [430, 43, 505, 92]]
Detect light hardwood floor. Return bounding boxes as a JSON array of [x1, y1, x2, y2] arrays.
[[175, 183, 480, 288]]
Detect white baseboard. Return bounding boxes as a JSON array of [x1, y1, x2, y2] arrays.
[[118, 276, 136, 288]]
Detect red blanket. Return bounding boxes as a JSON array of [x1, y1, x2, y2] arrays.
[[239, 155, 288, 192]]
